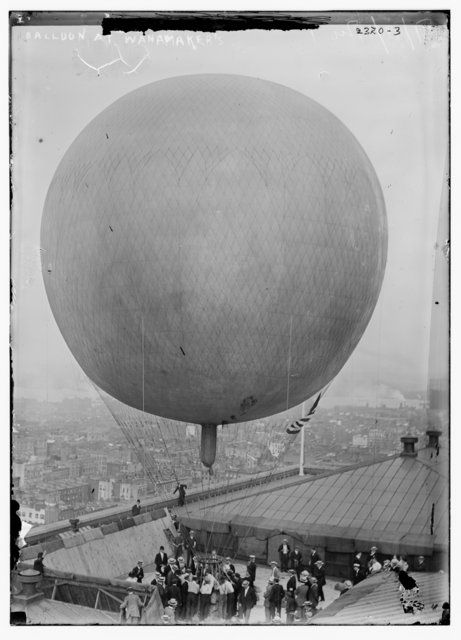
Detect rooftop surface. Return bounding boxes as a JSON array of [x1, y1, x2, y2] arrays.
[[312, 569, 448, 625], [181, 446, 448, 550], [24, 599, 119, 624]]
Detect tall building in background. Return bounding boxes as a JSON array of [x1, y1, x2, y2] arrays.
[[427, 159, 449, 435]]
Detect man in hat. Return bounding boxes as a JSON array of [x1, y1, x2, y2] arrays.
[[268, 576, 285, 620], [186, 575, 200, 620], [223, 556, 236, 576], [270, 560, 281, 581], [413, 555, 427, 572], [263, 577, 274, 623], [308, 576, 319, 611], [367, 545, 381, 570], [155, 576, 168, 607], [309, 547, 321, 573], [295, 575, 309, 620], [352, 562, 367, 585], [166, 576, 182, 607], [33, 550, 46, 574], [165, 559, 178, 587], [155, 545, 168, 575], [237, 577, 257, 623], [185, 530, 197, 568], [173, 482, 187, 507], [199, 572, 215, 621], [164, 598, 177, 623], [131, 499, 141, 517], [120, 586, 143, 624], [287, 568, 297, 592], [278, 538, 291, 572], [246, 554, 257, 586], [290, 546, 303, 579], [312, 560, 326, 601], [130, 560, 144, 583]]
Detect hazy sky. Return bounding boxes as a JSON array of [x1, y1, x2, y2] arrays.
[[10, 19, 449, 405]]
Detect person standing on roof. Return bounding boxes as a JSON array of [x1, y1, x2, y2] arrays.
[[309, 547, 321, 573], [130, 560, 144, 583], [290, 546, 303, 579], [33, 551, 46, 574], [237, 578, 257, 623], [286, 568, 297, 592], [270, 560, 281, 580], [263, 577, 274, 623], [185, 530, 197, 568], [131, 499, 141, 516], [155, 546, 168, 575], [246, 554, 257, 586], [174, 483, 187, 507], [186, 575, 200, 620], [312, 560, 326, 601], [352, 562, 367, 585], [120, 587, 143, 624], [278, 538, 291, 572], [268, 576, 285, 620], [295, 575, 309, 620]]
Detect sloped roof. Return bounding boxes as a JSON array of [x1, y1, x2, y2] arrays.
[[25, 599, 119, 624], [312, 570, 448, 625], [182, 447, 448, 551]]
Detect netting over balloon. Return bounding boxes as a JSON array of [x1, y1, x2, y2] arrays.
[[41, 74, 387, 430]]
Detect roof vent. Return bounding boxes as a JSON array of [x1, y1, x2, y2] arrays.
[[426, 430, 441, 449], [12, 569, 44, 604], [400, 435, 418, 457]]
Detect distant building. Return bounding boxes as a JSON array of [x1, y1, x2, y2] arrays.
[[19, 504, 46, 525], [352, 435, 368, 447]]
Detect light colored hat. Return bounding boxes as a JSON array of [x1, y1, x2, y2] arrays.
[[268, 578, 274, 584], [288, 569, 296, 573], [168, 598, 177, 606], [314, 560, 324, 566], [168, 558, 175, 563], [249, 554, 255, 558], [270, 561, 278, 565], [178, 556, 184, 561]]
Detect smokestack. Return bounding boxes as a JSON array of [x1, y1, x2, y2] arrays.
[[400, 436, 418, 457], [426, 430, 441, 449]]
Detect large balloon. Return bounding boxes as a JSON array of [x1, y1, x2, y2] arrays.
[[41, 74, 387, 465]]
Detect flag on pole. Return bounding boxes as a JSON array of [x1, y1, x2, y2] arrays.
[[286, 391, 323, 434]]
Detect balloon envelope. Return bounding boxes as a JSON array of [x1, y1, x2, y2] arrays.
[[41, 74, 387, 425]]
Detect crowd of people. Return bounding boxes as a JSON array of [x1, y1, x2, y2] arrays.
[[119, 529, 448, 625]]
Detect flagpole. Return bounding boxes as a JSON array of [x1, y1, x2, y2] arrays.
[[299, 401, 306, 476]]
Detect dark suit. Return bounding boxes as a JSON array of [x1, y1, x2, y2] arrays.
[[309, 551, 321, 572], [268, 583, 285, 618], [352, 567, 367, 585], [312, 565, 326, 601], [278, 543, 291, 571], [290, 550, 303, 578], [155, 551, 168, 574], [238, 586, 257, 622], [287, 575, 297, 592], [246, 561, 256, 585], [131, 565, 144, 583], [185, 535, 197, 567]]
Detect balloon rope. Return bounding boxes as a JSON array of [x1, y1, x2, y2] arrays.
[[286, 315, 293, 410]]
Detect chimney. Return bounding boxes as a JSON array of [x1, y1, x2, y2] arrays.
[[400, 436, 418, 457], [12, 569, 44, 604], [69, 518, 80, 532], [426, 430, 441, 449]]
